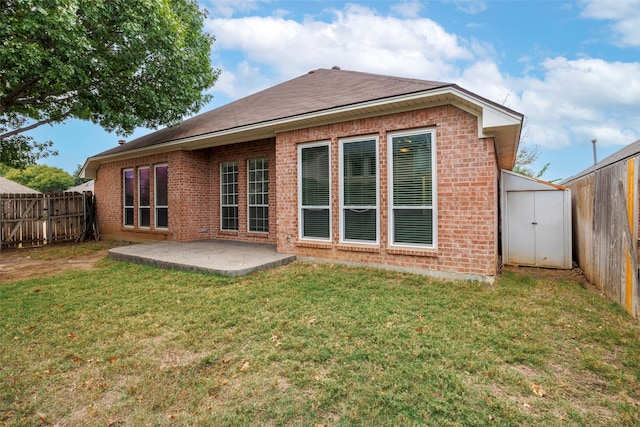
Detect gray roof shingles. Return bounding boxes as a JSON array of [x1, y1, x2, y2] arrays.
[[94, 68, 454, 157], [0, 176, 40, 194]]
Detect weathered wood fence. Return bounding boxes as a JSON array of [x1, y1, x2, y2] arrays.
[[565, 157, 639, 319], [0, 192, 96, 250]]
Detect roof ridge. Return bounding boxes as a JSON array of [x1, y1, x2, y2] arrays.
[[312, 67, 454, 87]]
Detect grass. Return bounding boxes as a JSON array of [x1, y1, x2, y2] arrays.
[[1, 248, 639, 426]]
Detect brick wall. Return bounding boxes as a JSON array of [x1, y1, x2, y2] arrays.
[[95, 105, 499, 280], [275, 105, 499, 279], [94, 139, 276, 244]]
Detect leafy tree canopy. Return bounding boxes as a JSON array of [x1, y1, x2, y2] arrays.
[[4, 164, 74, 192], [0, 0, 219, 168]]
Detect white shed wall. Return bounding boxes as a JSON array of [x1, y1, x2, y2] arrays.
[[501, 170, 572, 269]]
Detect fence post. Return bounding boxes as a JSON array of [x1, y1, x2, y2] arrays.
[[0, 196, 3, 251], [46, 194, 51, 245], [83, 192, 87, 237]]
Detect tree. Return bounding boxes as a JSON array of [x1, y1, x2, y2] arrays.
[[72, 164, 91, 186], [0, 163, 13, 176], [0, 0, 219, 168], [4, 164, 74, 192], [513, 143, 550, 179]]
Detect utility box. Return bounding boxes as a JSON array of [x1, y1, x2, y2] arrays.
[[501, 170, 572, 269]]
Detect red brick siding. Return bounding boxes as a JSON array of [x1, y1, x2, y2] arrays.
[[208, 139, 277, 243], [94, 139, 276, 244], [275, 105, 499, 277], [95, 105, 499, 278]]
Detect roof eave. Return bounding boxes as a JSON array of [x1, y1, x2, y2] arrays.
[[82, 86, 523, 178]]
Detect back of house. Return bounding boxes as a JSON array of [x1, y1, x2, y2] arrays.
[[82, 68, 523, 282]]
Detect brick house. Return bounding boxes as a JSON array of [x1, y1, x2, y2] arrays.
[[82, 68, 523, 282]]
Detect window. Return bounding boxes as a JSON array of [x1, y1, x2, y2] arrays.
[[155, 164, 168, 229], [389, 129, 436, 247], [138, 167, 150, 227], [248, 158, 269, 232], [299, 142, 331, 240], [123, 169, 134, 227], [340, 137, 378, 243], [221, 161, 238, 231]]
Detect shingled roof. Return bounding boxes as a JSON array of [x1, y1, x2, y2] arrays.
[[0, 176, 40, 194], [83, 68, 523, 177]]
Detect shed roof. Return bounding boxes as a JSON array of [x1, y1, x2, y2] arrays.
[[83, 68, 524, 177], [0, 176, 41, 194], [65, 180, 94, 193], [562, 139, 640, 184]]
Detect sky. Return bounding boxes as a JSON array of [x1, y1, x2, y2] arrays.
[[27, 0, 640, 182]]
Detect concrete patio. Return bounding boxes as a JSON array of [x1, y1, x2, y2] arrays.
[[108, 240, 296, 277]]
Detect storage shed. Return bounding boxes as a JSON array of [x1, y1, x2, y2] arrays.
[[501, 170, 572, 269]]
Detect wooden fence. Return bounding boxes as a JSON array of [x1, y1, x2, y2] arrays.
[[565, 158, 639, 319], [0, 192, 95, 250]]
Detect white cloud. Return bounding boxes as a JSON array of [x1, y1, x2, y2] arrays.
[[204, 2, 640, 156], [580, 0, 640, 47], [446, 0, 488, 15], [212, 61, 276, 100], [516, 57, 640, 148], [390, 0, 424, 18], [200, 0, 265, 18], [205, 3, 473, 82]]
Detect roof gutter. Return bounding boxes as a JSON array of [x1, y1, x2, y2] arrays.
[[82, 86, 523, 178]]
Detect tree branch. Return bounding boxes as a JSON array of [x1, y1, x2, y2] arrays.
[[0, 111, 72, 140], [0, 77, 41, 113]]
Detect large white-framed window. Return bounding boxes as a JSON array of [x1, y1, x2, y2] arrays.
[[298, 141, 331, 241], [248, 158, 269, 233], [388, 128, 436, 248], [154, 164, 168, 229], [220, 161, 238, 231], [340, 136, 379, 244], [123, 169, 134, 227], [138, 167, 150, 228]]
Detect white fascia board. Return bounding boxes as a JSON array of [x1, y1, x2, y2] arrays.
[[82, 86, 523, 178]]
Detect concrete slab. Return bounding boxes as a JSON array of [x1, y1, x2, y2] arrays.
[[108, 240, 296, 277]]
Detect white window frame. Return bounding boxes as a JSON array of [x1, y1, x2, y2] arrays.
[[123, 168, 134, 227], [247, 158, 269, 233], [220, 161, 239, 231], [138, 166, 150, 228], [298, 141, 332, 242], [387, 128, 437, 249], [154, 164, 169, 229], [339, 135, 379, 245]]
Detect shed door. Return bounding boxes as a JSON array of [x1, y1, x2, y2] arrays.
[[506, 190, 566, 268]]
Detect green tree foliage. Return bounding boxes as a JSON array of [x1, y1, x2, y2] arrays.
[[72, 164, 91, 185], [513, 143, 550, 179], [5, 164, 75, 192], [0, 0, 219, 168], [0, 163, 13, 176]]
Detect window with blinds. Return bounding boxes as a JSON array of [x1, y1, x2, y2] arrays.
[[221, 161, 239, 231], [299, 142, 331, 240], [389, 129, 436, 247], [340, 137, 378, 243]]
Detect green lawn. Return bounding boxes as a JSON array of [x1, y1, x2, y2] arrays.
[[1, 251, 639, 426]]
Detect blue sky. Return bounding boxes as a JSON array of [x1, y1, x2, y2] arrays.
[[28, 0, 640, 181]]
